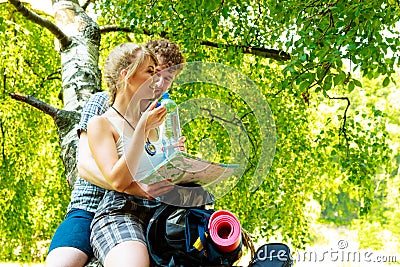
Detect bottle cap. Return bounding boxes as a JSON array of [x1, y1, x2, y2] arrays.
[[162, 92, 170, 99]]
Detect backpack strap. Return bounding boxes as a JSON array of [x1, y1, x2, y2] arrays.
[[147, 204, 174, 266]]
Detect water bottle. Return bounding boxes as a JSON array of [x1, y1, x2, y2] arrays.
[[160, 92, 181, 158]]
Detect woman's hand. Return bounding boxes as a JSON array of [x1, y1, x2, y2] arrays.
[[176, 136, 186, 152], [123, 179, 174, 199], [160, 135, 187, 153], [140, 100, 166, 134]]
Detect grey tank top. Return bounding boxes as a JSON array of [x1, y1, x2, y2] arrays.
[[105, 117, 165, 181]]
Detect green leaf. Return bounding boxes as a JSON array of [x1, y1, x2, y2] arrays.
[[299, 80, 309, 92], [382, 76, 390, 87], [348, 81, 355, 92], [354, 79, 362, 87]]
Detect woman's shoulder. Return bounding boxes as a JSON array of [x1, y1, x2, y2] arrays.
[[88, 113, 125, 139], [87, 114, 114, 132], [88, 109, 115, 124], [88, 114, 107, 125]]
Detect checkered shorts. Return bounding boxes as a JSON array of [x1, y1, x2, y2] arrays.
[[90, 190, 160, 264]]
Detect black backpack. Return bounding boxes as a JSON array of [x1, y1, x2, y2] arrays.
[[146, 204, 242, 267], [248, 243, 293, 267]]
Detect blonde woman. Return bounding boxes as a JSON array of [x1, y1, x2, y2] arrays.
[[47, 40, 186, 267], [87, 43, 172, 266]]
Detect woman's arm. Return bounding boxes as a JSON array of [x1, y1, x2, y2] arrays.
[[79, 129, 186, 196], [76, 91, 112, 189], [79, 130, 169, 197], [87, 102, 173, 197], [87, 115, 133, 192], [77, 131, 113, 190]]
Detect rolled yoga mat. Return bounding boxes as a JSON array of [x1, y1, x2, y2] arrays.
[[208, 210, 241, 253]]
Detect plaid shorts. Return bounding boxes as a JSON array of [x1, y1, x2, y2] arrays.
[[90, 190, 160, 264]]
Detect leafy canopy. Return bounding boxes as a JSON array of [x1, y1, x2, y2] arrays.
[[0, 0, 398, 262]]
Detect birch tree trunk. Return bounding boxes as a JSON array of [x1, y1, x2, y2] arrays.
[[9, 0, 102, 186], [8, 0, 104, 264], [52, 0, 102, 186], [8, 0, 106, 264], [52, 2, 103, 265]]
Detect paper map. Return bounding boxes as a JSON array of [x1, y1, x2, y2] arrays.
[[140, 152, 242, 186]]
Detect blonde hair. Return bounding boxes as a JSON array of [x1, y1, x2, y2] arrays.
[[104, 43, 158, 104]]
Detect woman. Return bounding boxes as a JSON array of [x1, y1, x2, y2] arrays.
[[87, 43, 173, 266]]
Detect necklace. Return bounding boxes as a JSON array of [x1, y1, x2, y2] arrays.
[[111, 106, 156, 156]]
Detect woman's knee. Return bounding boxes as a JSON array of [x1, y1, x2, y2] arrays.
[[46, 247, 89, 267], [104, 241, 150, 267]]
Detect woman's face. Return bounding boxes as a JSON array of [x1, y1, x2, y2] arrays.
[[126, 56, 159, 111], [127, 56, 157, 92]]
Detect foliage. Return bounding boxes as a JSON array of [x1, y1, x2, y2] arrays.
[[0, 3, 70, 262], [349, 78, 400, 252], [0, 0, 399, 262]]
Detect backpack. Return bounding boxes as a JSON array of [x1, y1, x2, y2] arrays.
[[146, 204, 242, 267], [248, 243, 293, 267]]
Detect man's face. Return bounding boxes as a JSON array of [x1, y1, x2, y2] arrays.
[[154, 56, 180, 98]]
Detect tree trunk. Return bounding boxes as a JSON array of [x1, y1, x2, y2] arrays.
[[52, 0, 102, 186], [52, 1, 103, 265]]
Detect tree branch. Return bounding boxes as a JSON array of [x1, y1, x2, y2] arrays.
[[82, 0, 93, 10], [99, 25, 291, 61], [324, 92, 351, 153], [200, 40, 291, 61], [9, 93, 59, 118], [9, 92, 81, 187], [199, 106, 258, 166], [99, 25, 132, 33], [8, 0, 71, 49], [23, 59, 62, 88], [39, 70, 61, 88], [99, 25, 157, 37], [2, 68, 5, 94], [146, 0, 159, 9], [0, 120, 5, 163]]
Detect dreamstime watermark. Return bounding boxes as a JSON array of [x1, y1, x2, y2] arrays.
[[256, 240, 398, 264]]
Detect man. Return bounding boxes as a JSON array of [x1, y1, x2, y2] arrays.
[[45, 39, 185, 267]]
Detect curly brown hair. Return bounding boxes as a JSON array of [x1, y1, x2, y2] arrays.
[[145, 39, 185, 68]]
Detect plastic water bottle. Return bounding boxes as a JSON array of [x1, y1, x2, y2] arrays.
[[160, 92, 181, 158]]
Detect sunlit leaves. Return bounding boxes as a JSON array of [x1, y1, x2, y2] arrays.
[[0, 3, 68, 262], [1, 0, 398, 261]]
